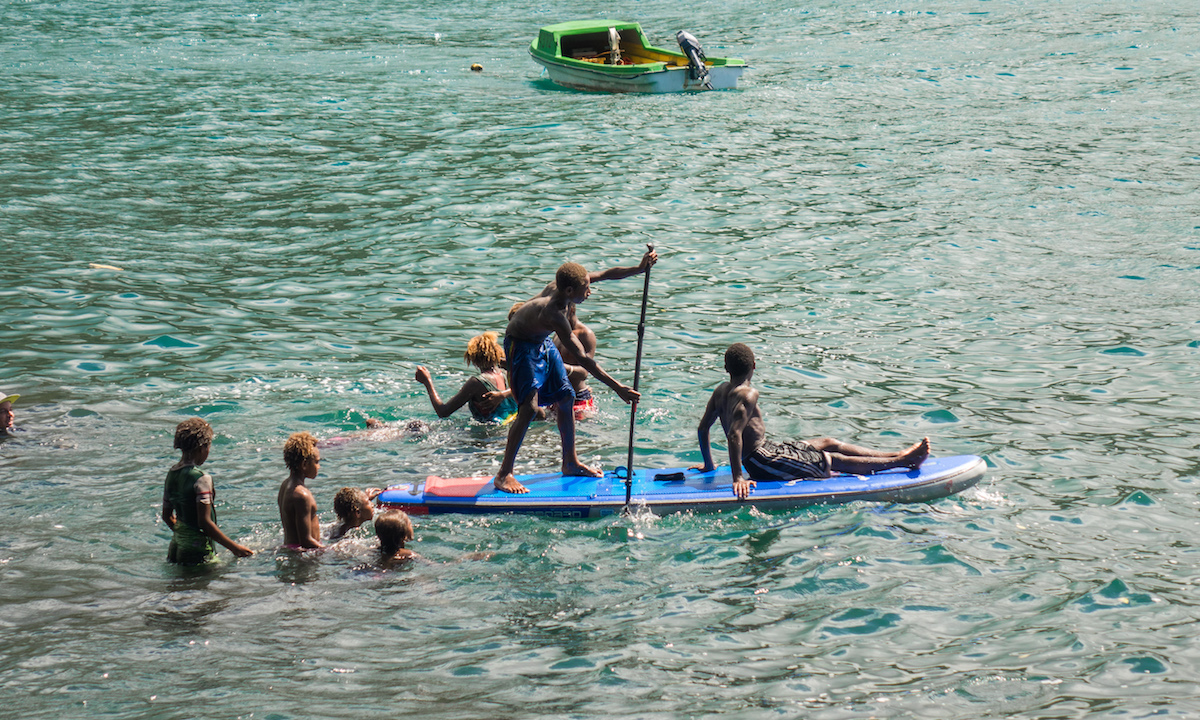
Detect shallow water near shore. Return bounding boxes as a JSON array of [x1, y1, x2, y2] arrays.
[[3, 0, 1200, 717]]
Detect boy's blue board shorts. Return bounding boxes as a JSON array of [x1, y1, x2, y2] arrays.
[[504, 335, 575, 407]]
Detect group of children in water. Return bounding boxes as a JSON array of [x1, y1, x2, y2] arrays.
[[162, 419, 415, 565], [160, 249, 931, 565]]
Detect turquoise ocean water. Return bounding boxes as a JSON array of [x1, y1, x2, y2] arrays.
[[3, 0, 1200, 716]]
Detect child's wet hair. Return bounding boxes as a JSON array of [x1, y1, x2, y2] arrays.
[[507, 301, 524, 320], [724, 343, 755, 375], [464, 331, 505, 371], [174, 417, 214, 453], [555, 262, 588, 291], [283, 431, 319, 471], [333, 486, 368, 521], [375, 510, 414, 555]]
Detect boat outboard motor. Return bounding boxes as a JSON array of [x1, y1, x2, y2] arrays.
[[675, 30, 712, 89], [608, 26, 622, 65]]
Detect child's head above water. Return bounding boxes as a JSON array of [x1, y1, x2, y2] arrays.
[[174, 417, 214, 453], [283, 431, 320, 473], [333, 486, 374, 525], [375, 510, 414, 555], [724, 343, 755, 376], [463, 331, 505, 372]]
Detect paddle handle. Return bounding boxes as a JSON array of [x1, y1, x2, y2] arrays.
[[625, 244, 654, 506]]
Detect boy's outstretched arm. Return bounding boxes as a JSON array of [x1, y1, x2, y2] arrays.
[[415, 366, 483, 418], [553, 318, 639, 404], [588, 249, 658, 283], [197, 501, 254, 557]]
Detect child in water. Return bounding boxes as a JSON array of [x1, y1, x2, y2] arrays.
[[0, 390, 18, 436], [415, 331, 523, 424], [328, 486, 382, 541], [161, 418, 253, 564], [375, 510, 419, 566], [277, 431, 324, 550]]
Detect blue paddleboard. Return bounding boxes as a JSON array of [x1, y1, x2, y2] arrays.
[[377, 454, 986, 519]]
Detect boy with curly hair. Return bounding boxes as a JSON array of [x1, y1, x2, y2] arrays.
[[277, 431, 324, 549], [161, 418, 253, 564], [329, 486, 382, 541]]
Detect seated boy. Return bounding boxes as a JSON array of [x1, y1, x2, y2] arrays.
[[695, 343, 930, 499], [375, 510, 420, 566], [329, 486, 382, 541], [277, 431, 324, 550], [491, 254, 652, 493], [161, 418, 254, 563]]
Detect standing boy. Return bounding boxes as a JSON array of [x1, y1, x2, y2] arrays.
[[491, 252, 654, 493], [161, 418, 254, 564], [695, 343, 930, 499], [277, 431, 324, 549]]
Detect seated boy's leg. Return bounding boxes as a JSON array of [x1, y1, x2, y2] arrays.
[[827, 438, 930, 474], [555, 395, 599, 477], [806, 436, 900, 458]]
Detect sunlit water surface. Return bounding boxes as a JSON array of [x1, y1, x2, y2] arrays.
[[3, 0, 1200, 717]]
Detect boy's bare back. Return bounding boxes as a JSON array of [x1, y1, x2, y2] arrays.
[[278, 479, 322, 549], [505, 291, 573, 344], [702, 379, 767, 460]]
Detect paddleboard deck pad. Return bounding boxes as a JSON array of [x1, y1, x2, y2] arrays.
[[377, 454, 986, 519]]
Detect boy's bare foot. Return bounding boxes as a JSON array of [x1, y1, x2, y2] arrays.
[[899, 438, 931, 468], [493, 473, 529, 494], [562, 461, 602, 478]]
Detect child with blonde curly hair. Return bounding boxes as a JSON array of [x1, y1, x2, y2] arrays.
[[277, 431, 324, 550], [415, 331, 521, 424]]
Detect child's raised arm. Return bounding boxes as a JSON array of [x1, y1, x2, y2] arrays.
[[415, 366, 487, 418], [588, 249, 658, 284]]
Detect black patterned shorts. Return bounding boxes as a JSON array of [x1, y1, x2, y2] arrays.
[[744, 439, 832, 481]]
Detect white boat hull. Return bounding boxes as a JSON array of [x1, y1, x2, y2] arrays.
[[531, 53, 745, 93]]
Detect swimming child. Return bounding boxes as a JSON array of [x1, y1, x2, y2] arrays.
[[415, 331, 522, 424], [694, 343, 930, 499], [375, 510, 419, 565], [161, 418, 254, 564], [320, 417, 429, 447], [277, 431, 324, 550], [0, 390, 18, 436], [329, 486, 382, 541], [491, 251, 652, 494]]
